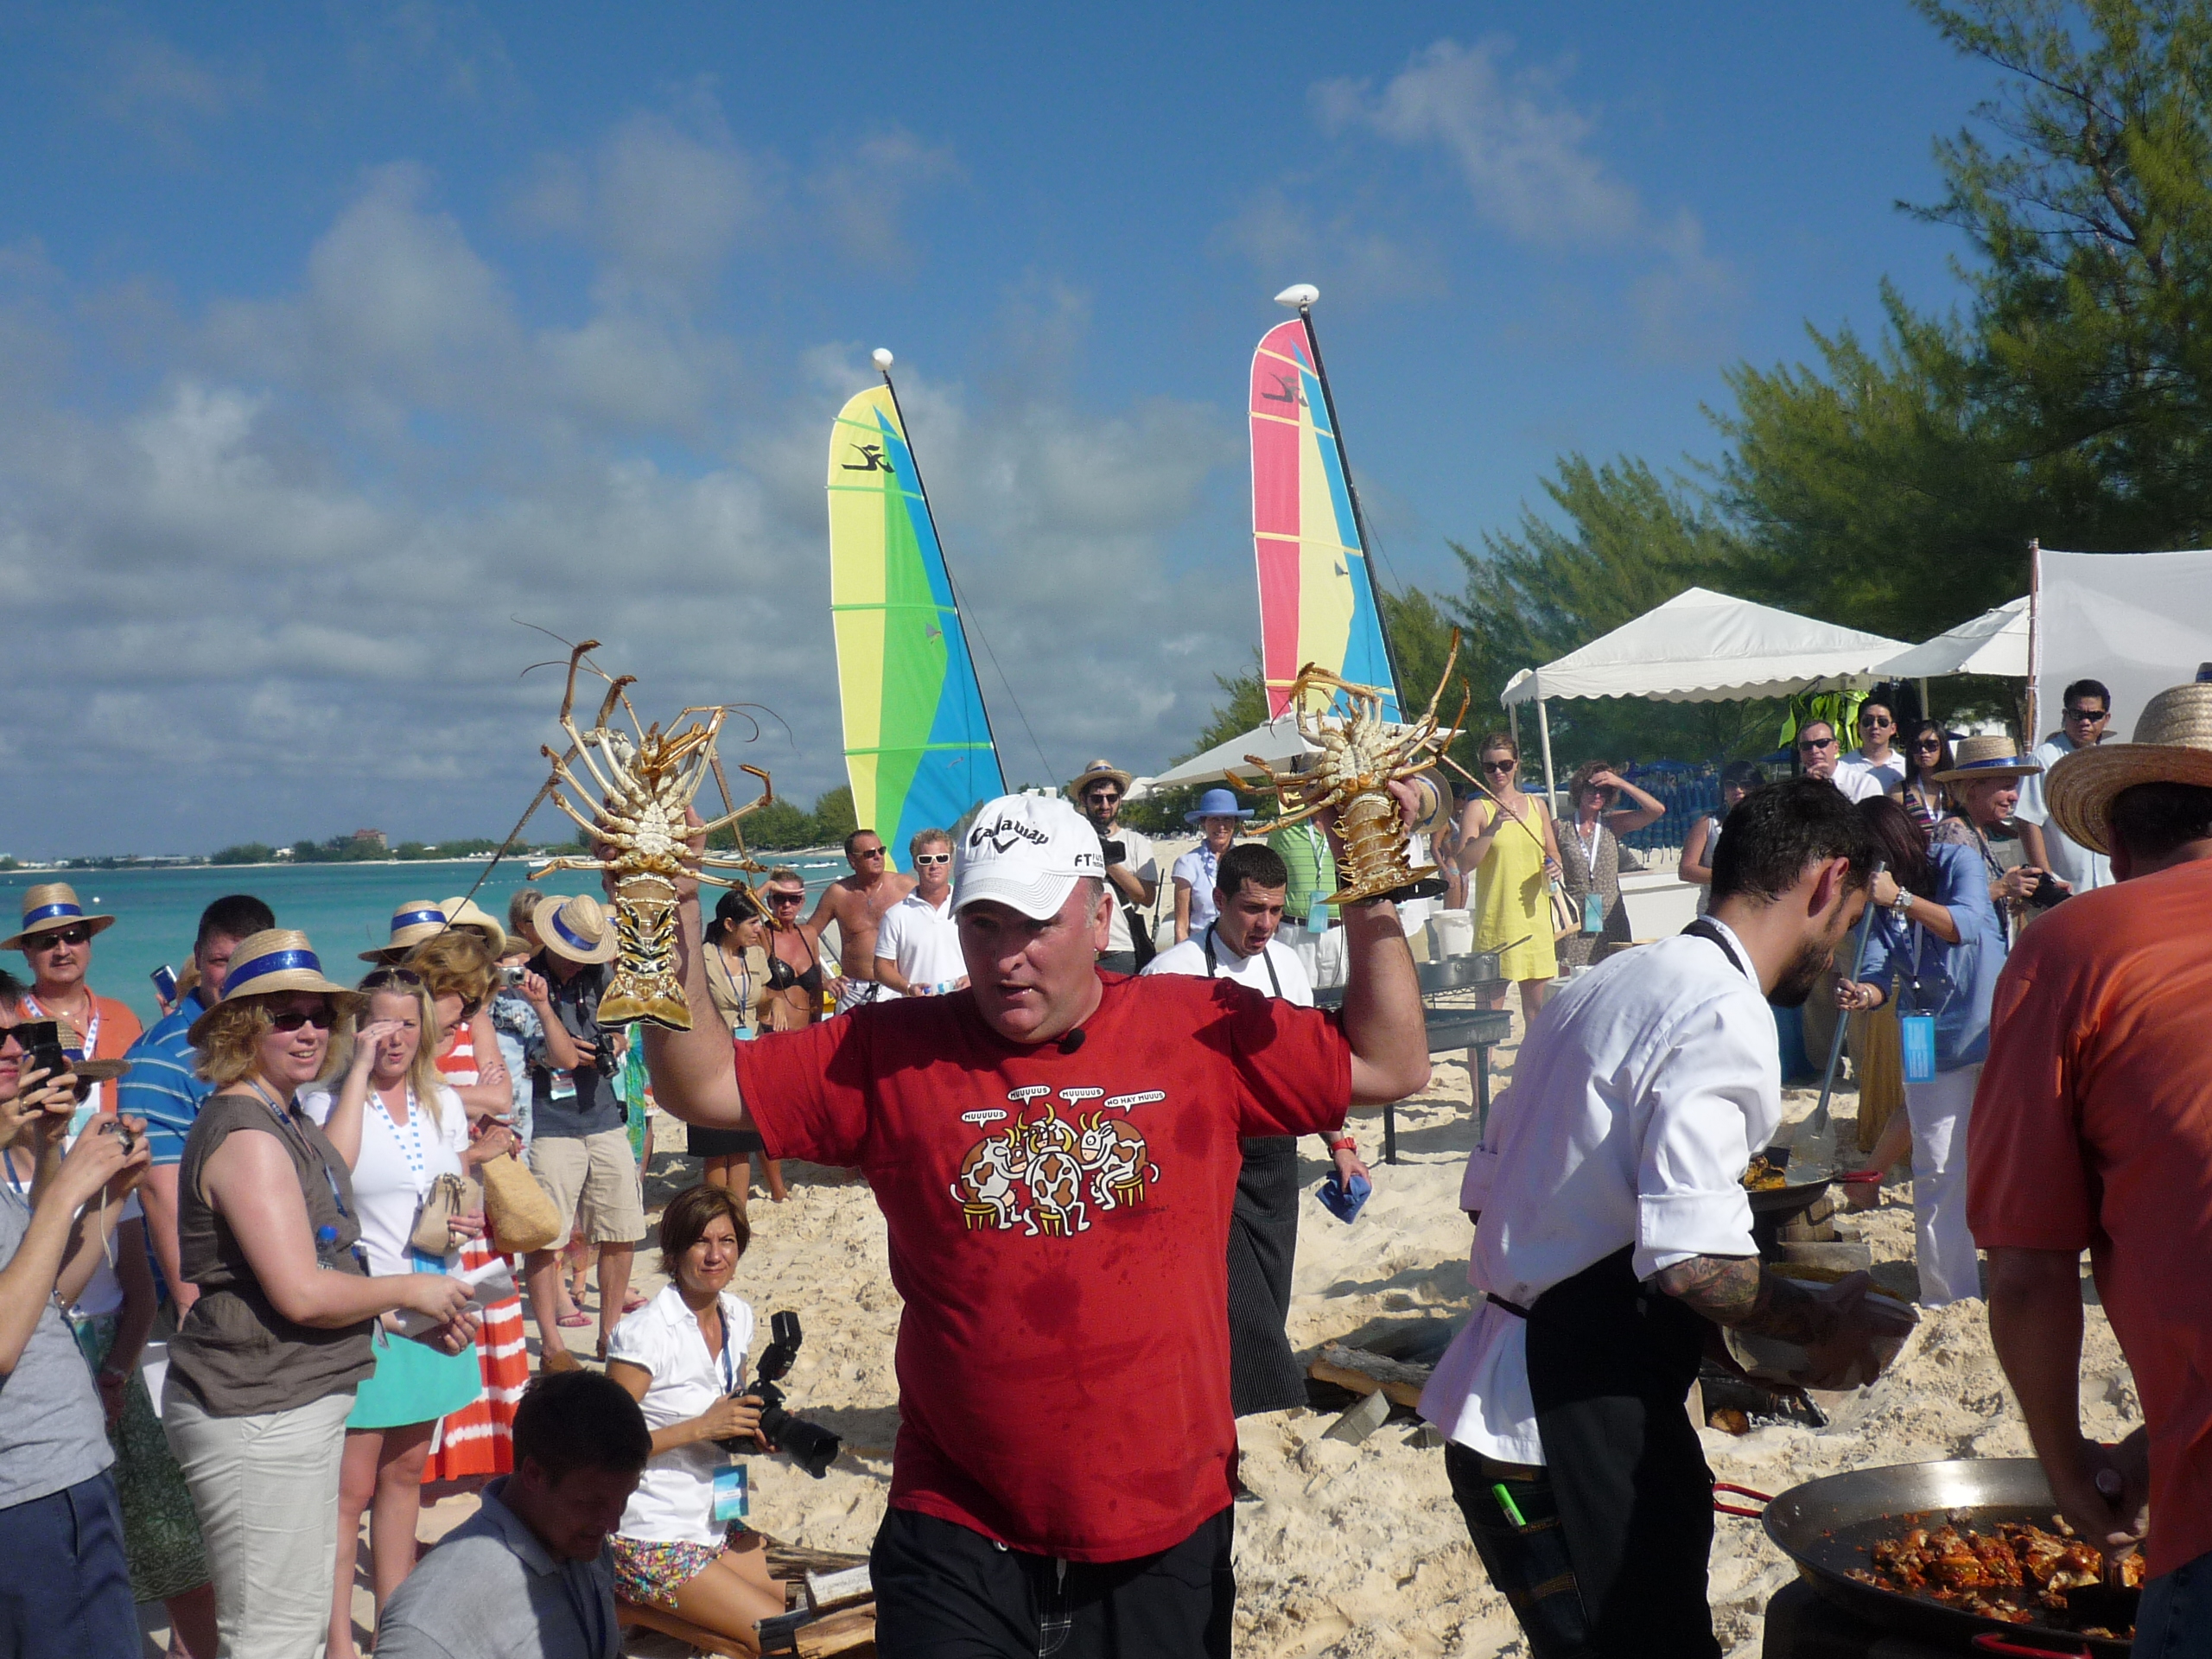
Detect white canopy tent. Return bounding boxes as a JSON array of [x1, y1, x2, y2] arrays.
[[1142, 709, 1459, 791], [2035, 548, 2212, 736], [1876, 595, 2028, 680], [1500, 587, 1910, 801]]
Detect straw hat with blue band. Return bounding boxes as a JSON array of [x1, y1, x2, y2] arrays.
[[2046, 682, 2212, 855], [1930, 734, 2044, 785], [532, 893, 620, 966], [438, 895, 508, 957], [2, 883, 118, 950], [189, 928, 362, 1047], [1182, 785, 1255, 826], [360, 901, 451, 963]]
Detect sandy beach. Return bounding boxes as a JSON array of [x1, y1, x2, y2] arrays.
[[378, 1023, 2140, 1659]]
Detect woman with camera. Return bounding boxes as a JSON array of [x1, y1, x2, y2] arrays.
[[605, 1182, 787, 1649], [1832, 798, 2006, 1306], [302, 967, 500, 1657], [164, 931, 476, 1659]]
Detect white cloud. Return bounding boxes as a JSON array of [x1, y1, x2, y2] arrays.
[[89, 33, 264, 151], [1211, 186, 1445, 302], [807, 129, 963, 265]]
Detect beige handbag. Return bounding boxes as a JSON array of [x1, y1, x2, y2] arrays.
[[479, 1150, 561, 1253], [409, 1172, 482, 1256]]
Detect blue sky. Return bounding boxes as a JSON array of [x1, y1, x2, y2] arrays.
[[0, 3, 1994, 855]]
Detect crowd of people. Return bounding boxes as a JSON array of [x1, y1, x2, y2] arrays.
[[2, 671, 2205, 1659]]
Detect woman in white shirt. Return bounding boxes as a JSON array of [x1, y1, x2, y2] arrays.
[[303, 969, 488, 1658], [1172, 788, 1253, 944], [605, 1183, 786, 1644]]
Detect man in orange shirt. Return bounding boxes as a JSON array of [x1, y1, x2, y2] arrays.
[[3, 885, 142, 1117], [1967, 681, 2212, 1651]]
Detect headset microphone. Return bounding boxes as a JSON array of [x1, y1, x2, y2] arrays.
[[1057, 1028, 1087, 1055]]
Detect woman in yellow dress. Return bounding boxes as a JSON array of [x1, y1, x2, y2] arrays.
[[1455, 732, 1561, 1032]]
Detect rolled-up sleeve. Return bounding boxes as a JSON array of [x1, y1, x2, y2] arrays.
[[1632, 995, 1774, 1279]]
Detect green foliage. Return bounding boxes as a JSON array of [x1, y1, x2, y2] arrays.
[[709, 784, 861, 853], [210, 842, 276, 866], [811, 785, 858, 843]]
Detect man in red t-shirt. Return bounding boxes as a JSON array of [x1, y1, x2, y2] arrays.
[[647, 791, 1433, 1657], [1968, 682, 2212, 1651]]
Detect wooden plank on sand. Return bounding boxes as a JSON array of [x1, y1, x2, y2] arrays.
[[794, 1605, 878, 1657], [1308, 1343, 1432, 1410]]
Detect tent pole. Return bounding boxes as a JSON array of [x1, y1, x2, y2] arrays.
[[1918, 677, 1932, 726], [1535, 684, 1558, 810], [2024, 537, 2042, 742]]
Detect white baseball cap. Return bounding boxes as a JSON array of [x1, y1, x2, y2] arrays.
[[952, 794, 1106, 920]]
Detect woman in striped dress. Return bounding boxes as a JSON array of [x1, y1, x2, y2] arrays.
[[405, 930, 531, 1487]]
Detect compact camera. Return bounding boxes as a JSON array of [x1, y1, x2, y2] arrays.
[[15, 1020, 69, 1086], [1100, 839, 1127, 868]]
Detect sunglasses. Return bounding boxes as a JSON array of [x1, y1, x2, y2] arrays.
[[767, 891, 804, 904], [854, 847, 886, 860], [1859, 715, 1894, 728], [29, 925, 92, 949], [2063, 705, 2108, 721], [1798, 736, 1836, 751], [269, 1005, 337, 1033], [1481, 759, 1517, 773], [1085, 790, 1121, 804], [1912, 739, 1943, 753], [914, 853, 951, 866]]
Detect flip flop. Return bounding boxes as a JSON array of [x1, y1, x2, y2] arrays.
[[556, 1311, 592, 1328], [622, 1290, 649, 1313]]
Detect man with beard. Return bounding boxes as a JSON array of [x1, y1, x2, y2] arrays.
[[1419, 779, 1915, 1659]]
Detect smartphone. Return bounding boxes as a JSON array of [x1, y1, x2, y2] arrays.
[[151, 964, 180, 1004], [16, 1020, 67, 1084]]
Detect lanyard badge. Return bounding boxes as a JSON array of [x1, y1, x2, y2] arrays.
[[711, 1462, 748, 1524]]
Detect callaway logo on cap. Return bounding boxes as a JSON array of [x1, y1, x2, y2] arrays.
[[953, 795, 1105, 921]]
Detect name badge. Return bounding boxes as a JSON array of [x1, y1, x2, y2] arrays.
[[1581, 891, 1605, 934], [1899, 1014, 1939, 1084], [550, 1073, 577, 1102], [1307, 899, 1329, 934], [710, 1462, 748, 1525]]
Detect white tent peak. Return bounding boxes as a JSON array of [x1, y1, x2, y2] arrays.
[[1501, 587, 1910, 705], [1876, 596, 2028, 680]]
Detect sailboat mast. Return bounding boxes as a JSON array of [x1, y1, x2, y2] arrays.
[[1292, 298, 1406, 703], [874, 357, 1008, 771]]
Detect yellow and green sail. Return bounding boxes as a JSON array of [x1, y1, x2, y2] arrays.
[[826, 385, 1004, 869]]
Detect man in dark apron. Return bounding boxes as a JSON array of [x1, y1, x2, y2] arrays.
[[1141, 842, 1368, 1414], [1420, 779, 1916, 1657]]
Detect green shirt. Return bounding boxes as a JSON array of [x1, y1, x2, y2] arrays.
[[1268, 821, 1337, 919]]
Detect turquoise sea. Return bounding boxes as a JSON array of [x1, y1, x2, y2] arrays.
[[0, 855, 849, 1027]]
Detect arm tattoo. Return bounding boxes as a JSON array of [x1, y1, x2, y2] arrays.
[[1654, 1255, 1831, 1344]]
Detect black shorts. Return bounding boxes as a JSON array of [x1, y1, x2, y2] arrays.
[[870, 1504, 1234, 1659], [686, 1126, 766, 1159]]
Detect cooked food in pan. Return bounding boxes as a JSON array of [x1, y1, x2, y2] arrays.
[[1847, 1518, 2145, 1637], [1742, 1154, 1789, 1192]]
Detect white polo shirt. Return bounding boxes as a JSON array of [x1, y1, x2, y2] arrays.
[[874, 889, 965, 995], [607, 1283, 756, 1545], [1418, 919, 1778, 1465], [1140, 927, 1315, 1008], [2014, 733, 2113, 893]]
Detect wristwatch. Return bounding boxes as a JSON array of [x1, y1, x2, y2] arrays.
[[1890, 887, 1914, 918]]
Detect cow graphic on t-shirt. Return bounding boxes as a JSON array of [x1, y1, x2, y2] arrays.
[[949, 1086, 1160, 1236]]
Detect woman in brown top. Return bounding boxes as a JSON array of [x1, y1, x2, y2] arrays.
[[162, 931, 475, 1659]]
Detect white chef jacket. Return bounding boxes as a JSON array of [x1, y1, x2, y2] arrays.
[[1140, 927, 1315, 1008], [1418, 919, 1778, 1464]]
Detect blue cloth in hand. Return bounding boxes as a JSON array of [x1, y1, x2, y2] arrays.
[[1318, 1172, 1370, 1224]]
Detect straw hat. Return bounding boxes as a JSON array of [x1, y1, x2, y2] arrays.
[[189, 929, 360, 1046], [2047, 682, 2212, 855], [533, 893, 620, 965], [1931, 734, 2044, 785], [1065, 758, 1133, 801], [46, 1015, 130, 1084], [359, 901, 450, 963], [2, 884, 117, 951], [438, 895, 508, 957]]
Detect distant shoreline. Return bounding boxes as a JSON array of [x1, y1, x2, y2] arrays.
[[2, 846, 848, 875]]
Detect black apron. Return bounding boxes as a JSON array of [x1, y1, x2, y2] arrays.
[[1206, 929, 1309, 1415], [1515, 918, 1747, 1658]]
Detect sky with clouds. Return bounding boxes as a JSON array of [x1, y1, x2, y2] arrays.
[[0, 3, 1994, 857]]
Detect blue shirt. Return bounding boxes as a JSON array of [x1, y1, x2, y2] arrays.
[[1858, 841, 2007, 1071], [116, 988, 217, 1166]]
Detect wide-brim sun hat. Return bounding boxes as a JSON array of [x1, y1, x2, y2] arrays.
[[46, 1016, 129, 1084], [2047, 682, 2212, 855], [1065, 758, 1134, 801], [953, 794, 1107, 921], [438, 895, 508, 957], [533, 893, 620, 965], [189, 928, 361, 1047], [1930, 734, 2044, 785], [1183, 785, 1255, 826], [2, 883, 118, 951], [359, 900, 450, 963]]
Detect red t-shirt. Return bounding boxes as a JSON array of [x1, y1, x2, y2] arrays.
[[1967, 860, 2212, 1578], [734, 972, 1352, 1561]]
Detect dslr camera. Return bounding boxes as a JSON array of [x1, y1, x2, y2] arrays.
[[1100, 839, 1126, 868], [717, 1310, 842, 1479]]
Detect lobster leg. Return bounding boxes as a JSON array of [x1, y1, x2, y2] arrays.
[[531, 855, 613, 878]]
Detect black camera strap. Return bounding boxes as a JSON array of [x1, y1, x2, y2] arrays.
[[1202, 925, 1283, 999]]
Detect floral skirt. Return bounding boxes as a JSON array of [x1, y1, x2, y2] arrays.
[[74, 1314, 210, 1603], [611, 1523, 750, 1611]]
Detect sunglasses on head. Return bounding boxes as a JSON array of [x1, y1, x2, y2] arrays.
[[914, 853, 951, 866], [30, 925, 92, 949], [359, 968, 423, 991], [269, 1005, 337, 1033]]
